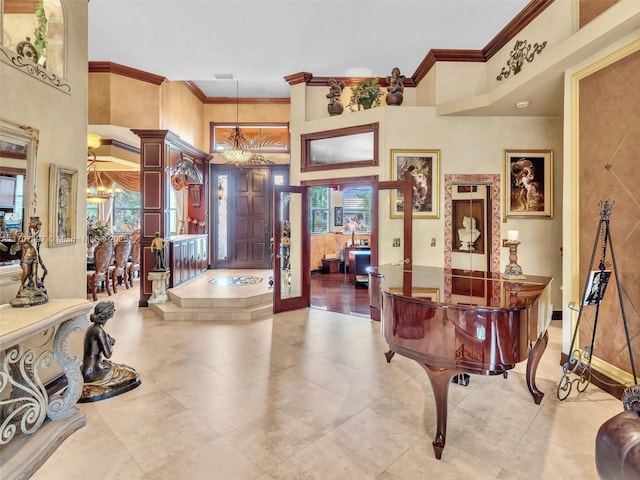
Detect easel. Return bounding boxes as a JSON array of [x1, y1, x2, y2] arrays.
[[557, 200, 637, 400]]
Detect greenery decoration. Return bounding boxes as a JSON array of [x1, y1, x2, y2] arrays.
[[347, 78, 384, 112], [33, 2, 48, 60]]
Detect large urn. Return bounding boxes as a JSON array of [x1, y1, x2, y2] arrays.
[[386, 92, 403, 106]]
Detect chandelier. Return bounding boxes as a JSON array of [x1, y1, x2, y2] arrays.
[[86, 134, 122, 204], [222, 80, 252, 163]]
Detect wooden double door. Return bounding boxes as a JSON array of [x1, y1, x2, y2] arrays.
[[215, 166, 288, 270]]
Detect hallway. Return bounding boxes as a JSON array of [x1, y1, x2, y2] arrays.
[[30, 277, 619, 479]]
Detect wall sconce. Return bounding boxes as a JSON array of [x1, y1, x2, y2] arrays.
[[217, 181, 224, 200]]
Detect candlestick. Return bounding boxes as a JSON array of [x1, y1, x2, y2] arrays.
[[507, 230, 519, 241], [503, 240, 525, 279]]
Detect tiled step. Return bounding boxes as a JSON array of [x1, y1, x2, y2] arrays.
[[167, 289, 273, 309], [149, 300, 273, 321]]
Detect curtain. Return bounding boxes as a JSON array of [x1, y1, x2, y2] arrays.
[[175, 189, 184, 235], [88, 171, 140, 192]]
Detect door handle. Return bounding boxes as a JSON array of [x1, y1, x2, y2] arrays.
[[403, 258, 411, 264]]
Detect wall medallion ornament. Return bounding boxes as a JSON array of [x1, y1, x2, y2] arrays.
[[497, 39, 547, 81]]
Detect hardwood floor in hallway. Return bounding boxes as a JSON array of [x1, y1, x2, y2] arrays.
[[310, 271, 370, 317]]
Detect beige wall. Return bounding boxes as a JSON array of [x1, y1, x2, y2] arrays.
[[1, 0, 88, 303], [161, 81, 204, 149], [290, 97, 564, 309]]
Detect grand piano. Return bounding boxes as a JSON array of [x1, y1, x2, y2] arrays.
[[369, 264, 553, 460]]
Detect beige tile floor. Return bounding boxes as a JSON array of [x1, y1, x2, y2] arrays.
[[29, 272, 621, 480]]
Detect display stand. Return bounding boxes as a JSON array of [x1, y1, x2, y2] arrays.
[[557, 200, 637, 400]]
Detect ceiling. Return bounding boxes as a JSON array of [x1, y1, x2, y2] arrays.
[[88, 0, 532, 99]]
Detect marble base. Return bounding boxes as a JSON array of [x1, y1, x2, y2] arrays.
[[147, 270, 170, 304]]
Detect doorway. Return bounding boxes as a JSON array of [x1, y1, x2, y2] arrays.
[[302, 177, 376, 315], [211, 165, 288, 269]]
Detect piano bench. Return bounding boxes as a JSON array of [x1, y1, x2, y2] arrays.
[[596, 386, 640, 480]]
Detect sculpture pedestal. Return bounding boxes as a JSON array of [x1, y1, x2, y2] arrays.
[[147, 270, 170, 304]]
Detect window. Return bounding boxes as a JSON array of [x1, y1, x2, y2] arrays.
[[309, 186, 329, 234], [343, 187, 372, 234], [113, 190, 140, 233], [308, 185, 372, 234]]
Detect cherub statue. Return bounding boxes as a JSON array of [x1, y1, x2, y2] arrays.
[[387, 67, 405, 95], [326, 78, 345, 106]]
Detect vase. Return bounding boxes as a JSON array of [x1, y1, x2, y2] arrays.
[[386, 92, 403, 106], [328, 100, 344, 116], [359, 97, 375, 110]]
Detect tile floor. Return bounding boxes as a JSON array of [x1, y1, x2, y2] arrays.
[[29, 272, 621, 480]]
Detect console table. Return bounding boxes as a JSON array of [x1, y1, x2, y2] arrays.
[[0, 298, 93, 480]]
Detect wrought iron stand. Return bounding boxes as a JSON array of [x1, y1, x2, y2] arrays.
[[557, 200, 636, 400]]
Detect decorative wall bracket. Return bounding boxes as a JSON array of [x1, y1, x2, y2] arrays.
[[496, 40, 547, 81], [0, 45, 71, 94]]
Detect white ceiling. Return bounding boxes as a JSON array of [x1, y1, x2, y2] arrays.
[[88, 0, 531, 99]]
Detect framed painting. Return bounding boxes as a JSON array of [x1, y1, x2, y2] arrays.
[[390, 149, 440, 219], [333, 207, 343, 227], [504, 150, 553, 218], [49, 165, 78, 247]]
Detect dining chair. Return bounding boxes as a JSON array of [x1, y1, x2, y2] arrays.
[[110, 234, 132, 292], [127, 229, 141, 285], [87, 238, 114, 301]]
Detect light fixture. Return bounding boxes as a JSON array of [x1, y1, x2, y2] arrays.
[[222, 80, 252, 163], [86, 133, 122, 204], [516, 100, 531, 109]]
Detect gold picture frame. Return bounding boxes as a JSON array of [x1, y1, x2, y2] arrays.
[[390, 149, 440, 218], [504, 149, 553, 218], [49, 164, 78, 247]]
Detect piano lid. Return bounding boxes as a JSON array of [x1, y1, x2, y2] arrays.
[[374, 264, 552, 310]]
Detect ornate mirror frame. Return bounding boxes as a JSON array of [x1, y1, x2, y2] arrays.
[[0, 119, 39, 237]]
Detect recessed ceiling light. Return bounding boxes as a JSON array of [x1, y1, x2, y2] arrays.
[[214, 73, 235, 80], [516, 100, 531, 109]]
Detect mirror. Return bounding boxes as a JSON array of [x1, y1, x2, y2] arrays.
[[0, 119, 38, 266], [301, 123, 379, 172]]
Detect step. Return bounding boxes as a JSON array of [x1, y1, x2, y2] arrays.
[[167, 289, 273, 309], [149, 300, 273, 321]]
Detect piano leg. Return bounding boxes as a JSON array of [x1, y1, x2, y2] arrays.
[[420, 364, 457, 460], [526, 330, 549, 405], [384, 349, 395, 363]]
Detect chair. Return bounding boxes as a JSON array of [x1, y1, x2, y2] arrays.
[[87, 238, 114, 301], [110, 234, 132, 293], [127, 229, 141, 285]]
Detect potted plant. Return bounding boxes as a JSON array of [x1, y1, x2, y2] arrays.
[[33, 1, 48, 65], [347, 78, 384, 111]]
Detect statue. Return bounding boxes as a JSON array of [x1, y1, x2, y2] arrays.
[[458, 216, 481, 251], [150, 232, 167, 271], [1, 219, 48, 307], [386, 67, 405, 106], [80, 301, 140, 402], [326, 78, 346, 116]]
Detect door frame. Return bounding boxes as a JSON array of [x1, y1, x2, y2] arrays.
[[273, 184, 309, 313], [210, 164, 288, 269]]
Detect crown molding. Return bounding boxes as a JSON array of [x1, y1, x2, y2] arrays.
[[88, 61, 166, 85]]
